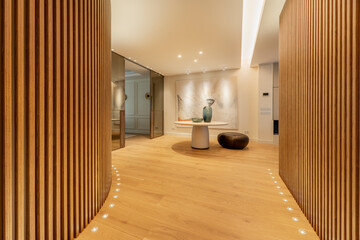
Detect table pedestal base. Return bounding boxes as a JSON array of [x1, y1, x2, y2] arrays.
[[192, 126, 209, 149]]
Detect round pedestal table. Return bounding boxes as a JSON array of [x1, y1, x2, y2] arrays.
[[174, 121, 228, 149]]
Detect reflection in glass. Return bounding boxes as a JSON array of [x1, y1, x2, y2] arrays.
[[111, 52, 125, 150]]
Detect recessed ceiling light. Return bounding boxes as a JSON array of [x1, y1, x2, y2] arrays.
[[287, 207, 293, 211], [298, 229, 307, 235], [113, 195, 118, 198], [116, 189, 119, 192], [102, 213, 109, 219], [279, 192, 284, 195], [199, 51, 203, 55], [109, 203, 115, 207], [292, 217, 299, 222], [178, 54, 182, 58], [117, 183, 121, 186], [194, 59, 198, 63], [276, 186, 281, 189], [117, 178, 120, 181], [91, 227, 98, 232], [283, 199, 288, 202]]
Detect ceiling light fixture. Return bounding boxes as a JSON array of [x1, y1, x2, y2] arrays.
[[109, 204, 115, 207], [287, 207, 293, 211], [178, 54, 182, 58], [91, 227, 98, 232], [292, 217, 299, 222], [199, 51, 203, 55], [298, 229, 306, 235], [102, 214, 109, 219], [194, 59, 198, 63]]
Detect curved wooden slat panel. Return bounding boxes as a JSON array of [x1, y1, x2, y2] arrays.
[[279, 0, 360, 239], [0, 0, 112, 239]]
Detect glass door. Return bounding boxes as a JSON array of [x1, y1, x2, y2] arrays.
[[150, 71, 164, 138], [111, 52, 125, 150]]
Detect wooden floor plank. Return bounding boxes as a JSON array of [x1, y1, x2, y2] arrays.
[[77, 135, 319, 240]]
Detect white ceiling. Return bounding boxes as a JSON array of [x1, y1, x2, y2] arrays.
[[111, 0, 243, 76], [251, 0, 286, 66]]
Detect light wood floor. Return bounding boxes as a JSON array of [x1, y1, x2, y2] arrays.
[[77, 135, 319, 240]]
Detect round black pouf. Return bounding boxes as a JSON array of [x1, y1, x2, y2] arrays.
[[217, 132, 249, 149]]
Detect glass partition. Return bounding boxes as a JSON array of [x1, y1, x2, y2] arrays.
[[150, 71, 164, 138], [111, 52, 125, 150]]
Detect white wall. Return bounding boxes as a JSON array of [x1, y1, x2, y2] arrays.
[[164, 66, 259, 140], [258, 63, 274, 143], [258, 62, 279, 144]]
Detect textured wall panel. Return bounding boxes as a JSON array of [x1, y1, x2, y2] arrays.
[[279, 0, 360, 240], [0, 0, 112, 239]]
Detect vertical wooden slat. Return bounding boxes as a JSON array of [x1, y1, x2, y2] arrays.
[[3, 0, 14, 239], [26, 0, 37, 238], [15, 0, 26, 238], [0, 0, 4, 235], [67, 0, 74, 238], [73, 0, 80, 236], [35, 0, 46, 238], [280, 1, 360, 240], [61, 0, 69, 237], [79, 0, 85, 231], [45, 0, 54, 238]]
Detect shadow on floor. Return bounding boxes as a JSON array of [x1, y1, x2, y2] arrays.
[[171, 140, 248, 159]]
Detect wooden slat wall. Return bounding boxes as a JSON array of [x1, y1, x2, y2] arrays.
[[0, 0, 112, 239], [279, 0, 360, 240]]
